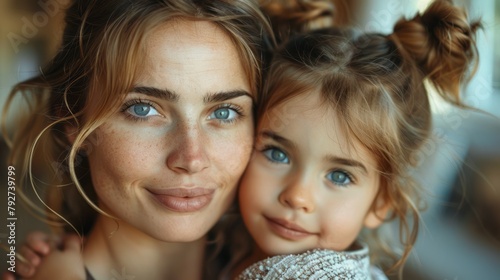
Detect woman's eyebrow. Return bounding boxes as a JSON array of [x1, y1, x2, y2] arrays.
[[130, 87, 250, 104], [203, 90, 252, 103], [132, 86, 179, 102]]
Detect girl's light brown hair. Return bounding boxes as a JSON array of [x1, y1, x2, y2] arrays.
[[259, 0, 480, 275], [2, 0, 273, 237]]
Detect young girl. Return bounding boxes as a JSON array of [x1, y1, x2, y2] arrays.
[[234, 0, 480, 278], [7, 0, 480, 279]]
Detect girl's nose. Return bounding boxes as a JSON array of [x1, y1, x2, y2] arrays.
[[278, 178, 315, 213]]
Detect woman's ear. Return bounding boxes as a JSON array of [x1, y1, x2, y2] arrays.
[[363, 193, 392, 229]]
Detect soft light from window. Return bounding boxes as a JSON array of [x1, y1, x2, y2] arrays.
[[417, 0, 433, 13]]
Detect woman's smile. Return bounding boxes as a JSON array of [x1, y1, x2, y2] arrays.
[[147, 187, 216, 212]]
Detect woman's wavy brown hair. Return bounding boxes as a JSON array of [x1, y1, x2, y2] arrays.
[[259, 0, 480, 276], [2, 0, 272, 258]]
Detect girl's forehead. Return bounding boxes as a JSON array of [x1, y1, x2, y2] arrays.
[[262, 91, 330, 120], [257, 91, 379, 171]]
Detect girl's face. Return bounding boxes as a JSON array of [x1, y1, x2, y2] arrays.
[[85, 19, 254, 241], [239, 90, 384, 255]]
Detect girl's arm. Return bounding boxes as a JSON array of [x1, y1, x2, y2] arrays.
[[28, 234, 86, 280], [3, 231, 52, 279], [2, 232, 85, 280]]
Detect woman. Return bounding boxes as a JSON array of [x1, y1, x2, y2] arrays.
[[2, 0, 272, 279]]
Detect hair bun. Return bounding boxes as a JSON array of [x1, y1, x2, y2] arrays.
[[392, 0, 481, 102]]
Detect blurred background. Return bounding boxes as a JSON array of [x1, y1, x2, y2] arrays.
[[1, 0, 499, 279]]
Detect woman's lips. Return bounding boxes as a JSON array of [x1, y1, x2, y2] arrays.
[[265, 216, 314, 240], [148, 188, 215, 212]]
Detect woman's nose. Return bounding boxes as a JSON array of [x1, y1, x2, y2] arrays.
[[278, 178, 315, 213], [166, 124, 209, 174]]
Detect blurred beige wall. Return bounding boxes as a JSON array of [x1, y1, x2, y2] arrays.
[[1, 0, 67, 274]]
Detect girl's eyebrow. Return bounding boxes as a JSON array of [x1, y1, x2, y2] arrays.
[[260, 130, 296, 150], [262, 129, 369, 174], [325, 155, 368, 174]]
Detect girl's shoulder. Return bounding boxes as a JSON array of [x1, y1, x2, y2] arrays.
[[237, 243, 387, 279]]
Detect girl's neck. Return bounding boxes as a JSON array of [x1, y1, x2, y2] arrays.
[[231, 246, 268, 279], [83, 215, 206, 280]]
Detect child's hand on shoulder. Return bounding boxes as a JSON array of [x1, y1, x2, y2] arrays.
[[30, 234, 85, 280], [2, 232, 85, 280], [3, 231, 52, 279]]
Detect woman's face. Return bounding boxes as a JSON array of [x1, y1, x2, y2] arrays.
[[86, 19, 254, 241]]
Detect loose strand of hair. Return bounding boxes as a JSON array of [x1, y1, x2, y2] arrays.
[[28, 120, 82, 238]]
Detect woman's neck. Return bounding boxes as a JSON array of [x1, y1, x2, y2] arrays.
[[83, 215, 206, 280]]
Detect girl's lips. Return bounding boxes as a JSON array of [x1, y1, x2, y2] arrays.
[[265, 216, 314, 240], [147, 188, 215, 212]]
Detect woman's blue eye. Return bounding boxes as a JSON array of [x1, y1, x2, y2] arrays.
[[126, 103, 159, 118], [214, 108, 230, 119], [326, 170, 352, 186], [263, 148, 289, 164], [209, 107, 238, 121]]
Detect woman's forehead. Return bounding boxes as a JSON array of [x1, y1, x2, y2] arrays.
[[132, 19, 251, 101], [147, 18, 222, 48]]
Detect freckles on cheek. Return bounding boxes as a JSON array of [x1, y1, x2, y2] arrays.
[[226, 136, 253, 171], [216, 144, 252, 193], [108, 128, 158, 165], [92, 127, 158, 184]]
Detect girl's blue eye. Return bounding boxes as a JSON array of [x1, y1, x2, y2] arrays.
[[125, 103, 160, 119], [263, 148, 289, 164], [209, 107, 239, 121], [326, 170, 352, 186]]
